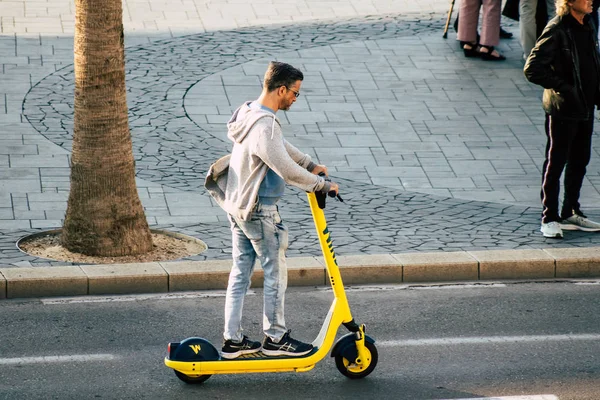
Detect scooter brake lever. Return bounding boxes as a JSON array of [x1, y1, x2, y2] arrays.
[[328, 191, 344, 202], [318, 172, 344, 202]]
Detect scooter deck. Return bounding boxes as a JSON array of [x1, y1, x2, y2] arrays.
[[221, 347, 319, 361]]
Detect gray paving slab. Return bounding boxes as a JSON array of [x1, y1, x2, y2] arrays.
[[0, 1, 600, 276]]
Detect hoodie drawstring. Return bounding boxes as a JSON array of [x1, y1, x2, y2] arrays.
[[271, 116, 276, 140]]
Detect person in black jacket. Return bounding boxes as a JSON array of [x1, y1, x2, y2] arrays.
[[524, 0, 600, 238]]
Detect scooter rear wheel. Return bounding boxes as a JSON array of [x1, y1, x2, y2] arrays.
[[170, 337, 218, 384], [334, 341, 378, 379], [174, 370, 211, 384]]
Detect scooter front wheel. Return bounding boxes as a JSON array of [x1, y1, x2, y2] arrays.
[[334, 341, 378, 379]]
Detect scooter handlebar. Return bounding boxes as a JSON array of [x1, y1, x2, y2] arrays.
[[318, 172, 344, 203]]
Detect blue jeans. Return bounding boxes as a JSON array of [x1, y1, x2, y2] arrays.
[[224, 204, 289, 342]]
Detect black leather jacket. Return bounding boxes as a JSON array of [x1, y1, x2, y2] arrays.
[[524, 14, 600, 120]]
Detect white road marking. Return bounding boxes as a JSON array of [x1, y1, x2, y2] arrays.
[[318, 283, 506, 293], [42, 290, 256, 305], [39, 279, 598, 304], [447, 396, 558, 400], [573, 280, 600, 285], [379, 333, 600, 347], [0, 354, 119, 365], [407, 283, 507, 290]]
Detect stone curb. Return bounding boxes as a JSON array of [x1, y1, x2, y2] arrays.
[[0, 247, 599, 299]]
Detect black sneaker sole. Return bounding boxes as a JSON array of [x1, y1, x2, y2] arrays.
[[220, 348, 262, 359]]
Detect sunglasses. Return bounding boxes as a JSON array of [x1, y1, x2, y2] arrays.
[[285, 87, 300, 98]]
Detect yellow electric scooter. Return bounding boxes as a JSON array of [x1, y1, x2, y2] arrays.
[[164, 189, 378, 384]]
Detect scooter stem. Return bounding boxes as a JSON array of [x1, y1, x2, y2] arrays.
[[307, 192, 352, 321]]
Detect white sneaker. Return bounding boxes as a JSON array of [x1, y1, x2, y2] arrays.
[[540, 221, 563, 238], [561, 214, 600, 232]]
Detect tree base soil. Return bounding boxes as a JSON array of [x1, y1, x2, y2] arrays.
[[19, 231, 206, 264]]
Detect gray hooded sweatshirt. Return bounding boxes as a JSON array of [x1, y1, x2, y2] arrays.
[[205, 101, 330, 221]]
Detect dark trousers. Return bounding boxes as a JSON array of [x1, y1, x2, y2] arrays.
[[541, 114, 594, 223]]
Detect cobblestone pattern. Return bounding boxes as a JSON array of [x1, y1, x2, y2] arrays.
[[3, 173, 599, 268], [6, 13, 600, 268], [23, 13, 446, 190]]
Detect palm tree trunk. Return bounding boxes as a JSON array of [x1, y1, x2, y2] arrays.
[[62, 0, 153, 256]]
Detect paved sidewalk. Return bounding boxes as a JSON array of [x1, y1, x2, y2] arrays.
[[0, 0, 600, 297]]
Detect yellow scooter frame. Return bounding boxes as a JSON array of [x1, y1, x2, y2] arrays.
[[164, 191, 378, 383]]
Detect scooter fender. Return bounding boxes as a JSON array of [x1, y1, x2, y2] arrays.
[[168, 337, 220, 362], [330, 333, 376, 361]]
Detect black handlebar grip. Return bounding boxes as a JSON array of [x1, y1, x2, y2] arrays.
[[318, 172, 343, 202]]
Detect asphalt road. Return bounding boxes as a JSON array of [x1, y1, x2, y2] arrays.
[[1, 280, 600, 400]]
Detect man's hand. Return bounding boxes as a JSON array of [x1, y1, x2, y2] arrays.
[[311, 164, 328, 176], [314, 166, 339, 196], [328, 181, 339, 195]]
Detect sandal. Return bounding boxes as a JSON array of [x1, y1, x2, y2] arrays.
[[478, 45, 506, 61], [461, 41, 479, 58]]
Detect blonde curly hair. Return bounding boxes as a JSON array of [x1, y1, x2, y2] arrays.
[[555, 0, 571, 16]]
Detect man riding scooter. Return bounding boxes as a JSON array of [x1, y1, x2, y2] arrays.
[[205, 61, 340, 359]]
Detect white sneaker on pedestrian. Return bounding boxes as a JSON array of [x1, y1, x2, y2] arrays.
[[560, 214, 600, 232], [540, 221, 563, 238]]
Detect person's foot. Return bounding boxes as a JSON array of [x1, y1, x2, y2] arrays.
[[560, 214, 600, 232], [479, 45, 506, 61], [540, 221, 563, 238], [461, 41, 479, 58], [499, 27, 513, 39], [261, 330, 313, 357], [221, 336, 262, 359]]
